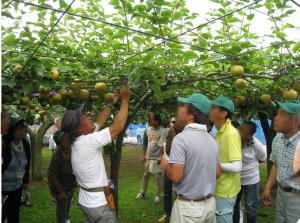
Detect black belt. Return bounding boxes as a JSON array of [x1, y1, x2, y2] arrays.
[[177, 194, 213, 202], [279, 184, 300, 193], [80, 186, 104, 193]]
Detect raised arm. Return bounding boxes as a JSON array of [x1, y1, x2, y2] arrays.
[[96, 93, 119, 129], [109, 87, 131, 140], [253, 138, 267, 161]]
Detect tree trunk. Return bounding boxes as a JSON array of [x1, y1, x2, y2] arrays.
[[258, 112, 276, 176], [109, 91, 152, 215], [110, 131, 125, 216], [28, 120, 53, 181]]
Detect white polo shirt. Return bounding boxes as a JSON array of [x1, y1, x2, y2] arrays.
[[71, 127, 111, 208]]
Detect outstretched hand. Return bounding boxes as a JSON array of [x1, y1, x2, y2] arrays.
[[111, 92, 119, 105], [120, 86, 131, 101]]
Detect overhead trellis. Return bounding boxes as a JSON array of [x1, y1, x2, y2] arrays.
[[6, 0, 276, 69], [2, 0, 300, 99]]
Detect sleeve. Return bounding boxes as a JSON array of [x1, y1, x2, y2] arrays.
[[226, 132, 242, 162], [221, 160, 242, 173], [143, 129, 148, 150], [49, 136, 56, 150], [216, 143, 220, 165], [169, 135, 185, 164], [158, 128, 168, 147], [253, 137, 267, 161], [94, 123, 100, 132], [293, 143, 300, 173], [269, 137, 278, 164], [87, 127, 112, 149], [48, 151, 60, 177]]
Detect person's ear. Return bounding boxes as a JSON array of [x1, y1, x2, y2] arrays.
[[220, 110, 227, 119]]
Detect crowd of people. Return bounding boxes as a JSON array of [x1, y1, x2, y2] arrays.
[[1, 87, 300, 223]]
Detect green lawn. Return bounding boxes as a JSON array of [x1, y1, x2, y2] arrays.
[[20, 147, 275, 223]]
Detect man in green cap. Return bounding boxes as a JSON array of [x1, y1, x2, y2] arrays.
[[209, 95, 242, 223], [261, 100, 300, 222], [160, 93, 221, 223]]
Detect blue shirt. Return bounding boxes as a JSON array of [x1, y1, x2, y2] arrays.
[[2, 142, 27, 191], [270, 132, 300, 189]]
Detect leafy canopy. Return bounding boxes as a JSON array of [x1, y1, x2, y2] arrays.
[[2, 0, 300, 123]]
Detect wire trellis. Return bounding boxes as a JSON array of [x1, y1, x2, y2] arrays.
[[20, 0, 75, 71], [12, 0, 269, 70], [5, 0, 298, 76]]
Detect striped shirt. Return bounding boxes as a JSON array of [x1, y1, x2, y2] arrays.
[[270, 131, 300, 189], [48, 149, 77, 193]]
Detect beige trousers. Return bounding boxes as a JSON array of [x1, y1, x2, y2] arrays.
[[140, 160, 162, 196], [170, 197, 216, 223]]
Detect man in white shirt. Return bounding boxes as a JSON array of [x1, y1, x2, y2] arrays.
[[233, 121, 266, 223], [61, 87, 131, 223]]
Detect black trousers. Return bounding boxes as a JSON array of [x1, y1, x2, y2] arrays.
[[2, 186, 22, 223]]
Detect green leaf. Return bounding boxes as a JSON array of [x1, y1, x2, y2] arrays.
[[60, 66, 72, 72], [127, 63, 139, 77], [247, 14, 255, 20], [3, 33, 19, 46], [143, 51, 157, 64], [59, 0, 68, 8], [183, 51, 198, 59], [2, 79, 16, 87], [2, 11, 13, 18], [293, 42, 300, 52], [22, 81, 36, 94]]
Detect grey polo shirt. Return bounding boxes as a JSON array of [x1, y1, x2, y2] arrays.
[[169, 123, 220, 200]]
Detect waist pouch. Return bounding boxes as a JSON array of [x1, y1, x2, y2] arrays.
[[81, 186, 116, 211]]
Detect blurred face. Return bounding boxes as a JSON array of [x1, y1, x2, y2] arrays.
[[78, 115, 95, 135], [149, 116, 160, 128], [55, 119, 62, 129], [209, 106, 227, 123], [176, 104, 192, 124], [238, 124, 252, 142], [169, 118, 176, 127], [14, 126, 27, 140], [274, 109, 297, 133]]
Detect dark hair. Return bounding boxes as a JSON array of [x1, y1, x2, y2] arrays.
[[187, 104, 209, 125], [61, 110, 81, 144], [148, 113, 161, 125], [219, 106, 233, 119], [1, 107, 7, 121], [3, 121, 26, 145], [242, 121, 257, 135], [232, 121, 241, 128]]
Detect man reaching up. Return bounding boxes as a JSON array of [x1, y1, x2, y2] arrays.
[[61, 86, 131, 223]]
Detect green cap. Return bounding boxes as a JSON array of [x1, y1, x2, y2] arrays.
[[53, 130, 65, 145], [211, 96, 235, 114], [177, 93, 211, 115], [277, 100, 300, 115], [9, 116, 25, 126]]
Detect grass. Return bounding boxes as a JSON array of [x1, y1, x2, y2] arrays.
[[20, 147, 275, 223]]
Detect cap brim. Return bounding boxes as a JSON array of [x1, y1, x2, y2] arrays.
[[177, 97, 189, 104], [211, 101, 221, 107], [277, 102, 293, 114]]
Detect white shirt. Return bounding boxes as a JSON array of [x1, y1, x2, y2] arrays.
[[241, 137, 267, 185], [49, 135, 57, 150], [71, 127, 112, 208]]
